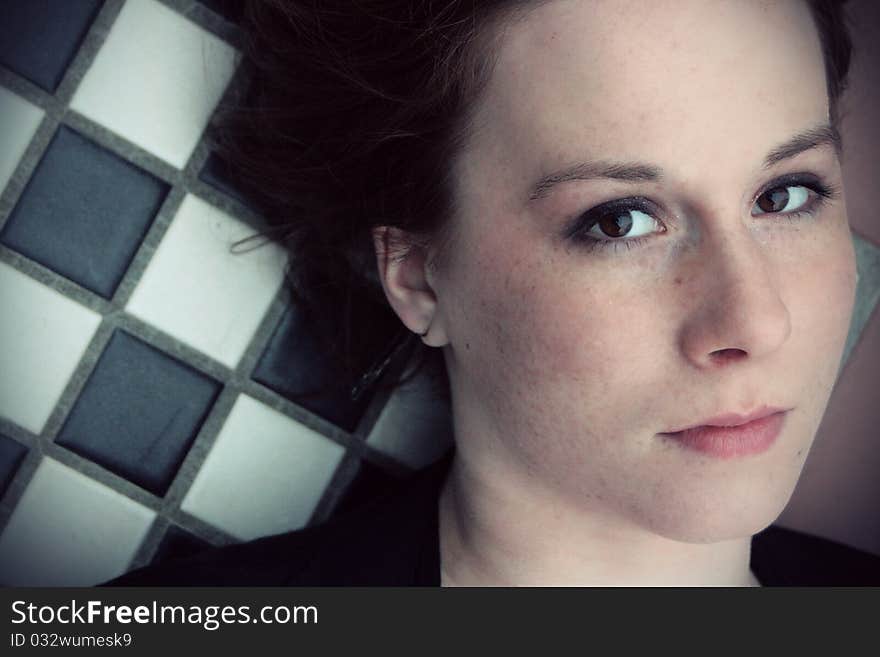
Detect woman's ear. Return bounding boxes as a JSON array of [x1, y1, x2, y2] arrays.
[[372, 226, 447, 346]]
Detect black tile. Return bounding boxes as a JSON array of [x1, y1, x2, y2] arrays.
[[196, 0, 245, 24], [0, 125, 169, 299], [0, 0, 103, 92], [151, 525, 211, 565], [198, 151, 258, 210], [0, 434, 28, 498], [56, 329, 222, 496], [252, 305, 372, 433]]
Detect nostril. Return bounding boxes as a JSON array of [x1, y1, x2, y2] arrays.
[[710, 348, 746, 364]]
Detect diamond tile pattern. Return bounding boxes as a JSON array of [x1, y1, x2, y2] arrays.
[[367, 365, 454, 469], [0, 125, 169, 298], [252, 305, 372, 433], [69, 0, 239, 169], [56, 329, 222, 496], [0, 457, 155, 586], [0, 261, 102, 434], [181, 394, 346, 540], [125, 193, 287, 369]]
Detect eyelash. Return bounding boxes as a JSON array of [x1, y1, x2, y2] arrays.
[[565, 173, 840, 255]]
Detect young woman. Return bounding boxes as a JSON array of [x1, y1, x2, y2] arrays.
[[106, 0, 880, 586]]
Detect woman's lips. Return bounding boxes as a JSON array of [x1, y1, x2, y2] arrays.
[[657, 410, 788, 459]]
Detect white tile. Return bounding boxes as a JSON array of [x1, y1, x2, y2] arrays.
[[181, 394, 346, 540], [0, 457, 155, 586], [69, 0, 240, 169], [366, 368, 454, 468], [0, 263, 102, 434], [125, 194, 287, 368], [0, 87, 44, 195]]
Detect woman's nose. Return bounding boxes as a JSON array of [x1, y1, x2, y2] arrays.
[[678, 225, 792, 370]]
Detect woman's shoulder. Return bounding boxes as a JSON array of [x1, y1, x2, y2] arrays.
[[101, 455, 451, 587], [751, 524, 880, 586]]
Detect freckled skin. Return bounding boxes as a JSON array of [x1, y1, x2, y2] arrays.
[[383, 0, 858, 586]]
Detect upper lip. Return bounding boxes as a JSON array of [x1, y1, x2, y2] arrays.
[[662, 405, 790, 434]]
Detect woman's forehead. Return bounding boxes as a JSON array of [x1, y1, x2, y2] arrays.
[[464, 0, 829, 194], [487, 0, 824, 93]]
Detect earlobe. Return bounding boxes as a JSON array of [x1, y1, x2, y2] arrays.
[[371, 226, 443, 344]]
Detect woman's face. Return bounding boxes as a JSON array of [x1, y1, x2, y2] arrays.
[[430, 0, 857, 542]]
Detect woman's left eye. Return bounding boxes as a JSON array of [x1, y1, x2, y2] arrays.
[[566, 173, 839, 255], [749, 173, 839, 219], [751, 184, 816, 216]]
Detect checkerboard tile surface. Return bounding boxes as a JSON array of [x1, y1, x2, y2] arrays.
[[0, 0, 453, 586]]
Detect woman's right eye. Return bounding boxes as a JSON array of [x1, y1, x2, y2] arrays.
[[567, 197, 666, 253]]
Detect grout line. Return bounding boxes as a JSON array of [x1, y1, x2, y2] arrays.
[[51, 0, 127, 107], [167, 506, 239, 547], [0, 449, 43, 537], [126, 516, 170, 572], [153, 0, 245, 49], [308, 450, 363, 526], [153, 386, 240, 516]]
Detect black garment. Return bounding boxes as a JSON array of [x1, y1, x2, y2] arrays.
[[103, 450, 880, 586]]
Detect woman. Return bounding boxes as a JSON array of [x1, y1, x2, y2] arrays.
[[106, 0, 880, 586]]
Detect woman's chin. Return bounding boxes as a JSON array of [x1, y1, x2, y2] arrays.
[[629, 484, 799, 545]]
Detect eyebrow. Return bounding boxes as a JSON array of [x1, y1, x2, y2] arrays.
[[527, 122, 842, 202]]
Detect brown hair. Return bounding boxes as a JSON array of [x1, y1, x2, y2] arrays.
[[209, 0, 853, 408]]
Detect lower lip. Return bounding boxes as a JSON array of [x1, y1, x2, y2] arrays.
[[658, 411, 788, 459]]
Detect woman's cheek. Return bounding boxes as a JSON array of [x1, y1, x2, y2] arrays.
[[452, 213, 661, 394], [782, 215, 856, 338], [489, 260, 651, 395], [801, 239, 857, 363]]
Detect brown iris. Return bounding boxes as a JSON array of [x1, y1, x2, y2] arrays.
[[756, 187, 792, 213], [597, 211, 634, 238]]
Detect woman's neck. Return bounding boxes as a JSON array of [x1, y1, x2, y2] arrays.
[[437, 453, 760, 587]]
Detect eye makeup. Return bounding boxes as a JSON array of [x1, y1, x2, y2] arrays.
[[563, 171, 840, 255]]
